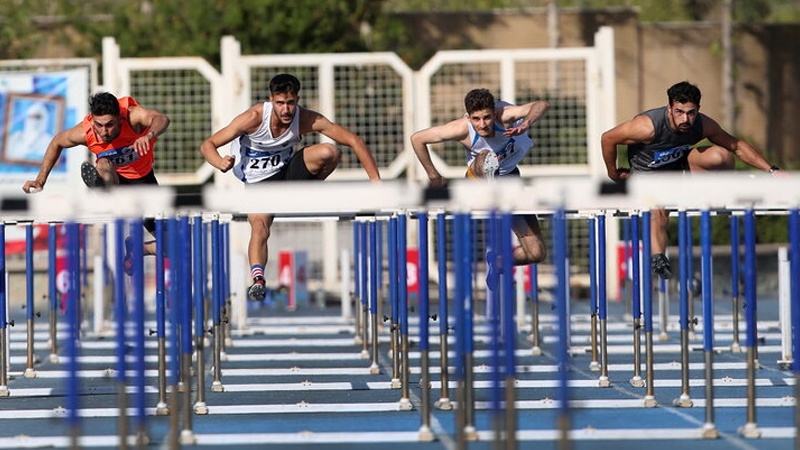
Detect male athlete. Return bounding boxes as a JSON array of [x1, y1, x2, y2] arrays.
[[601, 81, 781, 279], [200, 73, 381, 301]]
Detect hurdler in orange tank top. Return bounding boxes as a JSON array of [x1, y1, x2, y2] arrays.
[[82, 96, 155, 180]]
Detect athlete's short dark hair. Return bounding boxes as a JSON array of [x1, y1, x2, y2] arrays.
[[667, 81, 701, 106], [270, 73, 301, 96], [89, 92, 120, 117], [464, 89, 495, 114]]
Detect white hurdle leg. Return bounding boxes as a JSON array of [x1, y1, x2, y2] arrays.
[[778, 246, 792, 367]]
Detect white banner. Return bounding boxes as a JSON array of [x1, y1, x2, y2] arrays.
[[0, 68, 88, 192]]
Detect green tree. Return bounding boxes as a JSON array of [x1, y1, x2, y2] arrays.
[[0, 1, 41, 58], [81, 0, 386, 63]]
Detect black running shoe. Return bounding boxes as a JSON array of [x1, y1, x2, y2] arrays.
[[248, 277, 267, 301], [81, 161, 105, 188], [651, 253, 673, 280]]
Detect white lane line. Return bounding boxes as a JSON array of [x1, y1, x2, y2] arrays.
[[0, 427, 793, 448]]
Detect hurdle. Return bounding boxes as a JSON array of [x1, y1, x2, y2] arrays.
[[0, 172, 797, 448]]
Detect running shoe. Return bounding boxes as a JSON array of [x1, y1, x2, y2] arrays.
[[81, 161, 105, 188], [651, 253, 673, 280], [248, 277, 267, 302]]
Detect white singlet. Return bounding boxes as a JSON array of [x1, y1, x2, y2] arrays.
[[465, 101, 533, 176], [231, 102, 302, 183]]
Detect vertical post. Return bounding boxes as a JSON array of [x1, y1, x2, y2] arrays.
[[65, 222, 82, 450], [368, 220, 381, 375], [642, 211, 657, 407], [674, 209, 693, 407], [24, 223, 37, 379], [130, 220, 149, 447], [48, 222, 59, 363], [553, 208, 571, 450], [739, 208, 761, 438], [501, 211, 517, 450], [588, 216, 600, 371], [629, 213, 643, 387], [211, 216, 225, 394], [114, 219, 128, 449], [699, 209, 718, 438], [417, 212, 434, 441], [462, 214, 477, 441], [193, 215, 209, 414], [398, 213, 412, 411], [0, 222, 10, 397], [154, 216, 169, 416], [787, 208, 800, 450], [388, 217, 401, 389], [359, 222, 369, 359], [730, 214, 742, 352], [434, 212, 452, 410], [598, 212, 611, 387], [488, 212, 503, 446]]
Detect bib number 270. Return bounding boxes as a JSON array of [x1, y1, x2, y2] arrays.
[[249, 155, 281, 169]]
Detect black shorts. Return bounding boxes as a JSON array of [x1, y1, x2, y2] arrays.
[[119, 170, 159, 186], [259, 148, 315, 183]]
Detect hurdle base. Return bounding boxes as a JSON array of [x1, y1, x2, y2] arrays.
[[390, 378, 402, 389], [777, 358, 792, 370], [211, 381, 225, 393], [589, 361, 600, 372], [353, 336, 362, 345], [0, 385, 9, 397], [194, 402, 209, 415], [629, 375, 645, 388], [531, 346, 543, 356], [658, 332, 670, 342], [672, 394, 693, 408], [220, 351, 229, 362], [179, 430, 196, 445], [360, 349, 370, 360], [155, 402, 170, 416], [435, 397, 453, 410], [418, 425, 435, 442], [369, 363, 381, 375], [49, 353, 59, 364], [643, 395, 657, 408], [738, 422, 762, 439], [398, 397, 413, 411], [135, 430, 150, 446], [701, 423, 719, 439], [730, 342, 742, 353], [598, 376, 612, 388], [225, 337, 233, 347], [464, 425, 479, 441], [23, 368, 37, 379]]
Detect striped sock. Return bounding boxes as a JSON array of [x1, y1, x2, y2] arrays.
[[250, 265, 264, 282]]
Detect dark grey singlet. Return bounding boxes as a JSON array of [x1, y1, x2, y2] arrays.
[[627, 106, 704, 172]]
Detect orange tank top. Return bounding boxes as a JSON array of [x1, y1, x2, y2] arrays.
[[82, 97, 155, 179]]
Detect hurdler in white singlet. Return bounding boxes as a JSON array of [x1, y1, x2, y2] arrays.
[[231, 102, 302, 183], [465, 101, 533, 176]]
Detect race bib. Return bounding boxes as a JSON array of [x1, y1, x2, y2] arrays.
[[98, 146, 140, 167], [649, 145, 691, 168]]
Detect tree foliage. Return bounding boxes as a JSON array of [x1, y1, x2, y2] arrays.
[[79, 0, 385, 63]]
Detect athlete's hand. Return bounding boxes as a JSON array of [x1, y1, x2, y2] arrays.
[[503, 122, 529, 138], [216, 155, 235, 173], [429, 174, 447, 188], [22, 180, 43, 194], [608, 167, 630, 182], [132, 135, 152, 156]]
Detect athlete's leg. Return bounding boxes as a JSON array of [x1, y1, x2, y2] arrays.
[[511, 214, 547, 265], [248, 213, 275, 269], [687, 145, 735, 172], [247, 213, 274, 300], [95, 157, 121, 185], [650, 208, 673, 279], [302, 143, 341, 179]]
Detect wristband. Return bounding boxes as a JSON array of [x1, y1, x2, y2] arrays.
[[768, 165, 780, 174]]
